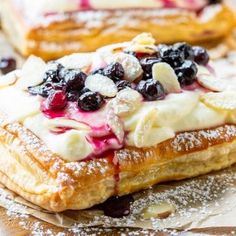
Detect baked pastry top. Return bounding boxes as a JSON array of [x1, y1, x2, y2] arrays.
[[1, 0, 235, 60], [0, 33, 236, 212]]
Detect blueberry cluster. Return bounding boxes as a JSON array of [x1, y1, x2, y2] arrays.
[[137, 43, 209, 100], [28, 62, 131, 111], [92, 62, 132, 91], [28, 43, 209, 111], [0, 57, 17, 75]]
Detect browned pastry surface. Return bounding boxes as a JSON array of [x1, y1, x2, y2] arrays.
[[0, 119, 236, 212], [1, 0, 235, 60]]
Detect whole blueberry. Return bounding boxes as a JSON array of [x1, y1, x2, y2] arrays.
[[175, 60, 198, 86], [159, 46, 185, 68], [100, 195, 134, 218], [103, 62, 125, 81], [78, 91, 104, 111], [193, 46, 209, 65], [116, 80, 132, 91], [140, 57, 162, 74], [60, 69, 87, 91], [173, 42, 194, 60], [28, 82, 55, 97], [66, 90, 80, 102], [0, 57, 17, 74], [43, 69, 61, 83], [136, 79, 165, 101]]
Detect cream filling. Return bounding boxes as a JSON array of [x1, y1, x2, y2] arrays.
[[0, 53, 235, 162]]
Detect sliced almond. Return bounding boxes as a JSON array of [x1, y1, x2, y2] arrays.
[[152, 62, 181, 93], [16, 55, 46, 90], [44, 118, 91, 132], [197, 74, 236, 92], [125, 33, 157, 54], [109, 53, 143, 82], [132, 33, 156, 46], [0, 70, 20, 87], [58, 53, 93, 72], [201, 91, 236, 111], [85, 74, 117, 97], [133, 108, 158, 147], [107, 111, 124, 143], [142, 202, 175, 219], [110, 88, 143, 116]]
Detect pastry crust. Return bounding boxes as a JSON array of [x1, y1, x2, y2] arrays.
[[0, 119, 236, 212], [1, 0, 235, 60]]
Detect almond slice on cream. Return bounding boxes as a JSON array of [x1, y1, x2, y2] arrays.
[[0, 70, 20, 87], [107, 111, 124, 143], [16, 55, 46, 90], [44, 118, 91, 132], [85, 74, 118, 97], [110, 88, 143, 116], [201, 91, 236, 111], [152, 62, 181, 93], [197, 73, 236, 92]]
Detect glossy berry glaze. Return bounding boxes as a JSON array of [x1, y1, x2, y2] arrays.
[[41, 102, 123, 156]]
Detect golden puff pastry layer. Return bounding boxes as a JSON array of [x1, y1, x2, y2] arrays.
[[0, 121, 236, 212], [1, 33, 236, 212], [1, 0, 235, 60]]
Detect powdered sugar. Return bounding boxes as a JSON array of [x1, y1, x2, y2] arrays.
[[171, 125, 236, 152]]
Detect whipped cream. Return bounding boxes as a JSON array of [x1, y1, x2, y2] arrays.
[[0, 34, 235, 162]]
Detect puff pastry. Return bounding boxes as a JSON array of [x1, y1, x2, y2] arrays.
[[0, 33, 236, 212], [1, 0, 235, 60]]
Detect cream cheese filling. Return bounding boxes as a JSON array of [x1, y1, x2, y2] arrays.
[[0, 45, 235, 162]]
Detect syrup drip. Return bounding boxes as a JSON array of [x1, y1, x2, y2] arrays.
[[106, 152, 120, 195]]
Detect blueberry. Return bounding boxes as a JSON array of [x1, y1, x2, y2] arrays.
[[43, 63, 64, 82], [159, 46, 185, 68], [0, 57, 17, 74], [78, 91, 104, 111], [140, 57, 162, 74], [47, 90, 67, 110], [136, 79, 165, 101], [66, 90, 80, 102], [103, 62, 124, 81], [142, 73, 153, 81], [116, 80, 132, 91], [193, 46, 209, 65], [43, 69, 61, 83], [175, 60, 198, 86], [173, 43, 194, 60], [60, 69, 87, 91], [100, 195, 134, 218], [28, 82, 55, 97]]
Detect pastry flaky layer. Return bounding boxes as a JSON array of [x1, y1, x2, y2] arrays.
[[1, 0, 235, 60], [0, 120, 236, 212]]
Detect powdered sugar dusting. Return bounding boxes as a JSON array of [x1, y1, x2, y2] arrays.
[[171, 125, 236, 152]]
